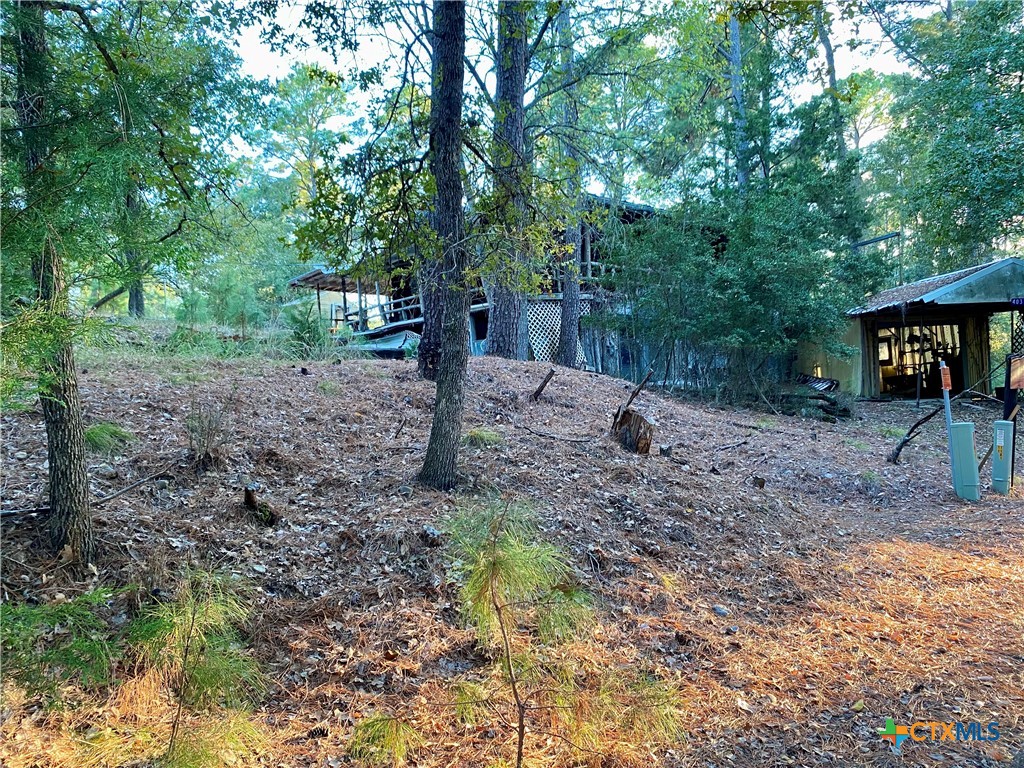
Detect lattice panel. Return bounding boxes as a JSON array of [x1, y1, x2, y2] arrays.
[[1013, 311, 1024, 356], [526, 299, 590, 366]]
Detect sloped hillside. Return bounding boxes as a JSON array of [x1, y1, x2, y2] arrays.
[[2, 355, 1022, 767]]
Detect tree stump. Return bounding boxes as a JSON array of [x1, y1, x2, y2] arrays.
[[243, 484, 277, 526], [611, 407, 654, 455]]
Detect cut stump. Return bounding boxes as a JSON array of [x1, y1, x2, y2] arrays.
[[611, 407, 654, 455]]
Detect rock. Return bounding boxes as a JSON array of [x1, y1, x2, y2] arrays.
[[398, 485, 414, 498], [421, 524, 442, 546], [155, 479, 169, 490], [95, 463, 117, 479], [712, 604, 731, 617], [14, 451, 28, 460]]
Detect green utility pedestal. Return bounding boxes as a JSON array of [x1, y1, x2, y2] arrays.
[[950, 422, 981, 501], [992, 420, 1014, 495]]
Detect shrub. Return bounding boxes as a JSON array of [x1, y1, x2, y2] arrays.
[[185, 392, 233, 471], [282, 301, 333, 358]]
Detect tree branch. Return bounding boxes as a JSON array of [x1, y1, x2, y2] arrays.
[[527, 8, 556, 62], [48, 1, 121, 77]]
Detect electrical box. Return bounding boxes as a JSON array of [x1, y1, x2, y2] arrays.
[[950, 422, 981, 501], [992, 420, 1014, 495]]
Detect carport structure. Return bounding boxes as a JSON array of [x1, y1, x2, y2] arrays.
[[848, 257, 1024, 399]]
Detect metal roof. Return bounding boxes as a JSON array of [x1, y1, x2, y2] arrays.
[[848, 257, 1024, 316], [289, 267, 349, 292]]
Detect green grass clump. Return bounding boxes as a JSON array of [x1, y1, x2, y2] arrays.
[[84, 422, 134, 454], [877, 424, 904, 439], [316, 380, 342, 397], [349, 715, 422, 766], [465, 427, 502, 448]]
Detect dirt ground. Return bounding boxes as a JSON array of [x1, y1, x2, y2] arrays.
[[2, 354, 1022, 767]]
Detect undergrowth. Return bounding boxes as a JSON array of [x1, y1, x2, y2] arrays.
[[0, 571, 266, 768], [348, 715, 423, 767], [0, 588, 119, 701], [77, 315, 364, 374], [185, 390, 234, 471]]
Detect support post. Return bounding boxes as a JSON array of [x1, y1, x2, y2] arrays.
[[941, 360, 953, 457], [583, 223, 592, 280], [341, 277, 349, 325]]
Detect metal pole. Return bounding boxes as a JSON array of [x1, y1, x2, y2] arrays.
[[941, 360, 954, 467]]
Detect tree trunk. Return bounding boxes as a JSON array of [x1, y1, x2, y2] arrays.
[[417, 258, 444, 381], [128, 280, 145, 317], [727, 14, 750, 191], [813, 6, 848, 162], [40, 278, 93, 560], [486, 0, 529, 360], [555, 2, 582, 369], [126, 187, 146, 317], [15, 1, 94, 563], [420, 0, 469, 490]]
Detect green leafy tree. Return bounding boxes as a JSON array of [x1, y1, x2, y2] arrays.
[[869, 0, 1024, 271], [1, 1, 258, 562]]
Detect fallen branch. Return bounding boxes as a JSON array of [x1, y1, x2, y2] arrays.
[[514, 421, 596, 444], [887, 406, 944, 464], [530, 367, 556, 402], [715, 438, 749, 453], [1, 462, 176, 518], [888, 360, 1008, 464], [619, 368, 653, 414]]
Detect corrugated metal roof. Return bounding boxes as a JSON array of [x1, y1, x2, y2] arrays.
[[848, 258, 1021, 316]]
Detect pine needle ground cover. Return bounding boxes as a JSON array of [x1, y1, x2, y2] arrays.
[[2, 356, 1021, 767]]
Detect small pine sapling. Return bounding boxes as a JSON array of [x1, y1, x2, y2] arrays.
[[445, 500, 593, 768], [128, 570, 266, 760]]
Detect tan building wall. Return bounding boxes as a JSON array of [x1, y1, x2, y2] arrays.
[[797, 320, 864, 396]]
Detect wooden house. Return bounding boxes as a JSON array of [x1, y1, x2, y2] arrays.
[[288, 196, 655, 363]]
